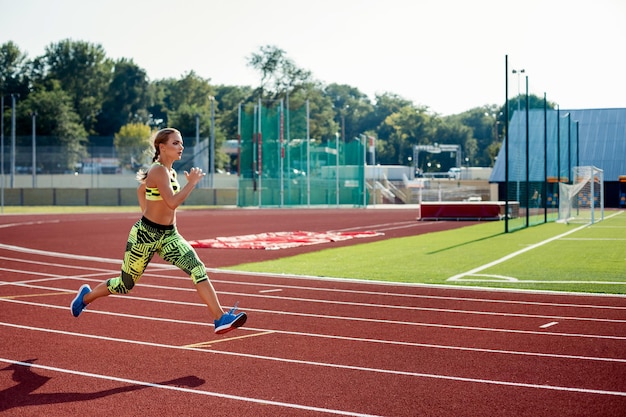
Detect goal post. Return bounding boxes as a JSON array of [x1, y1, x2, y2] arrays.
[[558, 166, 604, 224]]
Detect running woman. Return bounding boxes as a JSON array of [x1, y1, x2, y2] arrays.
[[70, 127, 246, 334]]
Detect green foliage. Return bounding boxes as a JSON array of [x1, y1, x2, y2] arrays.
[[97, 58, 151, 135], [0, 41, 30, 96], [37, 39, 113, 132], [114, 123, 152, 169], [20, 84, 88, 172], [247, 45, 313, 99]]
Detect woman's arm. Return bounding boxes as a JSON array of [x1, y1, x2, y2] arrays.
[[137, 183, 147, 212]]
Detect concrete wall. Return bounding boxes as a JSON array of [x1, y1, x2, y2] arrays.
[[0, 173, 238, 206], [1, 188, 238, 206]]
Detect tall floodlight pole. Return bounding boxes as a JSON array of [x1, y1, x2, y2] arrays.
[[525, 75, 530, 227], [194, 113, 200, 188], [512, 69, 525, 113]]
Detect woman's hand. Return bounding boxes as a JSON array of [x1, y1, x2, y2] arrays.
[[184, 167, 206, 186]]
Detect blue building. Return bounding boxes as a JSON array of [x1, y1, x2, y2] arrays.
[[490, 108, 626, 207]]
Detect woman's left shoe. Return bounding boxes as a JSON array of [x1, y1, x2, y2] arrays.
[[214, 303, 247, 334]]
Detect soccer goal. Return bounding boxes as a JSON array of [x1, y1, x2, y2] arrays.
[[558, 166, 604, 224]]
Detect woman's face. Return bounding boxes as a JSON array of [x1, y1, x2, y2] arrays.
[[160, 132, 184, 160]]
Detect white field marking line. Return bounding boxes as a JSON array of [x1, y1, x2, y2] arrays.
[[0, 358, 384, 417], [540, 322, 559, 329], [447, 210, 625, 283], [4, 297, 626, 360], [4, 272, 626, 326], [449, 274, 626, 285], [447, 223, 590, 282], [2, 325, 625, 398], [560, 238, 626, 241]]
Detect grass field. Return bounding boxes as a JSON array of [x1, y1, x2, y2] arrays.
[[228, 210, 626, 295]]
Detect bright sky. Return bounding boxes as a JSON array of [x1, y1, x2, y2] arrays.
[[1, 0, 625, 116]]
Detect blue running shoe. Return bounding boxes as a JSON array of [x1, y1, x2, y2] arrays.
[[214, 303, 247, 334], [71, 284, 91, 317]]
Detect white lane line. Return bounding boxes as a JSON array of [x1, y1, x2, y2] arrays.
[[2, 299, 626, 363], [259, 289, 283, 294], [1, 327, 625, 398], [0, 358, 383, 417], [3, 273, 626, 325], [540, 322, 559, 329]]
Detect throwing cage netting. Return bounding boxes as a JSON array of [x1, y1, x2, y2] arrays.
[[237, 100, 367, 207]]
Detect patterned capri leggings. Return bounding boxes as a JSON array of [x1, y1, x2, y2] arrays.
[[106, 216, 208, 294]]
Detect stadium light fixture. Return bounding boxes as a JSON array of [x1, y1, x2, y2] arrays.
[[512, 69, 525, 112]]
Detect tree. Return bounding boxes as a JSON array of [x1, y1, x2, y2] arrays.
[[380, 105, 436, 167], [247, 45, 312, 100], [326, 83, 374, 142], [35, 39, 113, 132], [114, 123, 152, 170], [0, 41, 30, 98], [96, 58, 151, 135], [20, 84, 88, 173], [214, 84, 254, 139]]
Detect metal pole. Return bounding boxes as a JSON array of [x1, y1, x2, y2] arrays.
[[279, 99, 284, 206], [335, 132, 339, 206], [10, 94, 16, 188], [525, 76, 529, 227], [362, 134, 366, 207], [1, 95, 4, 212], [306, 99, 310, 207], [543, 93, 548, 223], [257, 97, 262, 207], [567, 113, 571, 182], [210, 97, 215, 189], [32, 112, 37, 188], [194, 113, 200, 188], [504, 55, 510, 233], [556, 105, 560, 184], [575, 121, 580, 169]]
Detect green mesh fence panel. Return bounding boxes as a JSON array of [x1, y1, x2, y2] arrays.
[[237, 102, 367, 207]]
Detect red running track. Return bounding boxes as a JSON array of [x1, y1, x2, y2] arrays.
[[1, 208, 625, 416]]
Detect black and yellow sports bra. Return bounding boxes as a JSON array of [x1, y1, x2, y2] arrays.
[[145, 162, 180, 201]]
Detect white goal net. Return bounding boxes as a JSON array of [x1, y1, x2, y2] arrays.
[[558, 166, 604, 224]]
